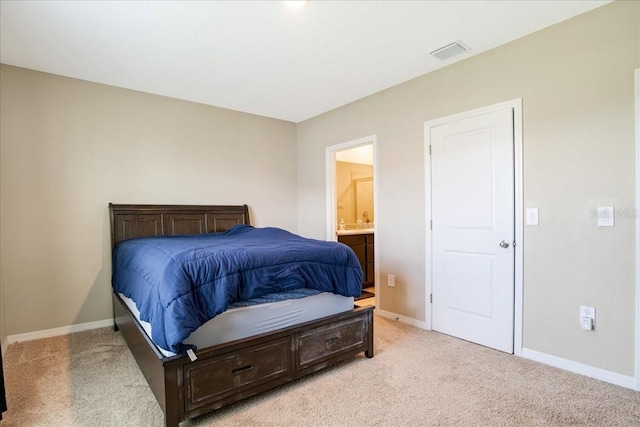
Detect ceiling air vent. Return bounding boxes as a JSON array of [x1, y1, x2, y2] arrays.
[[430, 40, 469, 60]]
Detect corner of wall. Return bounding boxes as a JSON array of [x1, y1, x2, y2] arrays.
[[0, 83, 4, 350], [0, 284, 4, 351], [634, 68, 640, 391]]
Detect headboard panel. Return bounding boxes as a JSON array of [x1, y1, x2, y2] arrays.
[[109, 204, 250, 251]]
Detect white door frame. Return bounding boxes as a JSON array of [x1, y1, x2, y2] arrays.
[[325, 135, 378, 305], [634, 68, 640, 391], [424, 98, 523, 356]]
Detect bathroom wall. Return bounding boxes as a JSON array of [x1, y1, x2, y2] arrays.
[[336, 161, 373, 226]]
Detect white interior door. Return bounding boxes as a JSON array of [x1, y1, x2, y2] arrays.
[[431, 107, 515, 353]]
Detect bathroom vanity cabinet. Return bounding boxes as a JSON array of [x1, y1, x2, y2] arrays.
[[338, 232, 374, 289]]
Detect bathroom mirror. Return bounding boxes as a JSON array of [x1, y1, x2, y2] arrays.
[[354, 177, 374, 226]]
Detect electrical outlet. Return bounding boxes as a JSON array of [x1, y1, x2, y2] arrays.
[[579, 306, 595, 330], [580, 306, 595, 319], [580, 316, 593, 331], [387, 274, 395, 287]]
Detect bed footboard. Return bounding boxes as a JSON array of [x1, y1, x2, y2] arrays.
[[114, 293, 374, 427]]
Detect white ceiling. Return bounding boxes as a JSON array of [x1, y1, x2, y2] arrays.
[[0, 1, 609, 123]]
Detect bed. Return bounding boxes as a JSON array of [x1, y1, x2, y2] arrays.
[[109, 203, 374, 427]]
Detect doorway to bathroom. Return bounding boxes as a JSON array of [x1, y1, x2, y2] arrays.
[[326, 136, 377, 303]]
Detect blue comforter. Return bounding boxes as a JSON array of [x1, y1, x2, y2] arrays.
[[112, 225, 363, 353]]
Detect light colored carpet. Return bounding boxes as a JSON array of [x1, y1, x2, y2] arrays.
[[2, 315, 639, 426]]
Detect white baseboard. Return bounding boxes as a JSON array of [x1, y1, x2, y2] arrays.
[[522, 347, 636, 390], [6, 318, 635, 391], [6, 319, 114, 345], [365, 311, 635, 391], [375, 308, 431, 330]]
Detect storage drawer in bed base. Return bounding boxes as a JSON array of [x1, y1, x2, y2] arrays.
[[113, 293, 374, 427], [295, 315, 367, 371], [184, 337, 290, 411]]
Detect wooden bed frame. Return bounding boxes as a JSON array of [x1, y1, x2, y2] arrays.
[[109, 204, 374, 427]]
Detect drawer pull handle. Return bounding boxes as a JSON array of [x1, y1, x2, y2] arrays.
[[232, 365, 253, 375], [325, 337, 340, 349]]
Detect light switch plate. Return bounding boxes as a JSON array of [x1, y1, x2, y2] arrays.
[[597, 207, 615, 227], [526, 208, 539, 226]]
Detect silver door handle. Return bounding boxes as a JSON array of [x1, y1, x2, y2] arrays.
[[499, 240, 510, 248]]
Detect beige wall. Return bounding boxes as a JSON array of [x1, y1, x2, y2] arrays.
[[0, 0, 637, 380], [297, 1, 639, 376], [0, 65, 297, 336]]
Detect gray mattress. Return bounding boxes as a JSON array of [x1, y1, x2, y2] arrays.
[[120, 291, 355, 356]]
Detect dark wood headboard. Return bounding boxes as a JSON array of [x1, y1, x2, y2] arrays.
[[109, 204, 250, 251]]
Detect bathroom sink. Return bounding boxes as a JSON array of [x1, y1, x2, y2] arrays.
[[336, 228, 374, 236]]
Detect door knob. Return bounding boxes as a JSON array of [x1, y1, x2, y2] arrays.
[[499, 240, 510, 248]]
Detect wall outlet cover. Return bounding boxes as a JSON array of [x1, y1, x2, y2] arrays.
[[580, 316, 594, 330], [579, 306, 595, 329], [387, 274, 395, 287], [579, 305, 596, 319]]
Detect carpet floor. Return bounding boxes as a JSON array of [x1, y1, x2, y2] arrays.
[[2, 315, 639, 426]]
